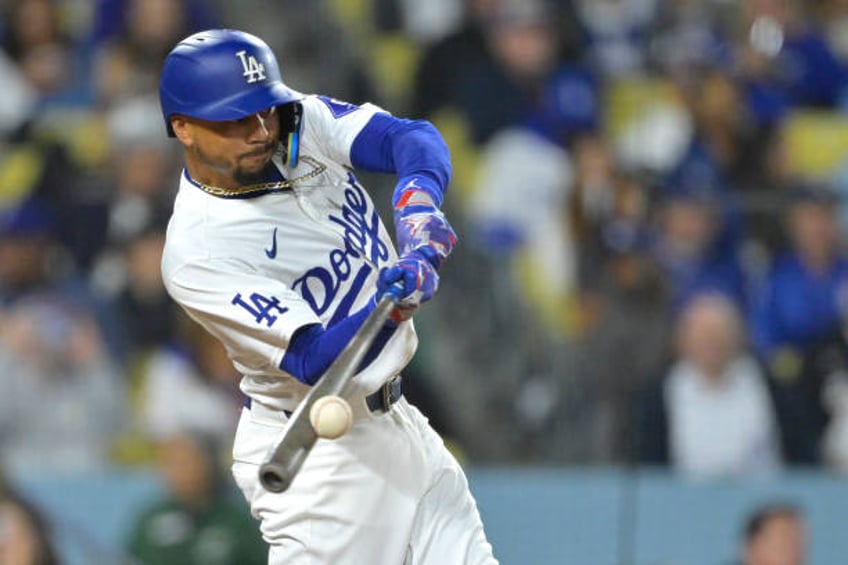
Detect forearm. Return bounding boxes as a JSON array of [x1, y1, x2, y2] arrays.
[[279, 300, 396, 385], [352, 112, 457, 311]]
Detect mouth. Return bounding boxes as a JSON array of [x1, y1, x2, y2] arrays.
[[242, 145, 275, 162]]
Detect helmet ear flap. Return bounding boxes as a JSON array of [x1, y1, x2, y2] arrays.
[[280, 102, 303, 167]]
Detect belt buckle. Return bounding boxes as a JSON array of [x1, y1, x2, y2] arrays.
[[381, 381, 392, 412]]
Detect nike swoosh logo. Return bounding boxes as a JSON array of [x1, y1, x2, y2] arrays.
[[265, 227, 278, 259]]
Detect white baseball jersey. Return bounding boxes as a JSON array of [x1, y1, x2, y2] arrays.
[[162, 95, 417, 412], [162, 94, 498, 565]]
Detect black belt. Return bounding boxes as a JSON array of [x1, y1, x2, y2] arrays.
[[244, 376, 402, 415], [365, 375, 403, 413]]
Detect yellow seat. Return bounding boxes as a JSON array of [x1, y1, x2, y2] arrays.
[[604, 75, 680, 142], [370, 34, 422, 108], [429, 108, 481, 206], [0, 146, 44, 208], [781, 110, 848, 177]]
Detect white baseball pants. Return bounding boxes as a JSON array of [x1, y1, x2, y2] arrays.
[[231, 396, 498, 565]]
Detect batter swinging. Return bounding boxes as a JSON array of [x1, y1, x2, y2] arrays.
[[158, 29, 498, 564]]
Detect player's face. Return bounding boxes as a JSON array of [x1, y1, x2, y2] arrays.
[[173, 106, 281, 189]]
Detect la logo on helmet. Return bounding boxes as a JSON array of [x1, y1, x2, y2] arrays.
[[236, 50, 266, 83]]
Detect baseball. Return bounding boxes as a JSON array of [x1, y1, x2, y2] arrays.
[[309, 395, 353, 439]]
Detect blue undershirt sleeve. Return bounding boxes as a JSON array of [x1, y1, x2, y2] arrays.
[[349, 113, 451, 208], [279, 301, 397, 386]]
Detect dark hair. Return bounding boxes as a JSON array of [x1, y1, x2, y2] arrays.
[[161, 429, 229, 496], [744, 502, 802, 543]]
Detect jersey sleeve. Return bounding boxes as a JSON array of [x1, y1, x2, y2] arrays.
[[165, 258, 321, 376], [300, 95, 387, 168]]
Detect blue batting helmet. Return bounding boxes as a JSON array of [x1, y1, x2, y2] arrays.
[[159, 29, 301, 137]]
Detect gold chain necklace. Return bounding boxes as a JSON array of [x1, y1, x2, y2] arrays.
[[191, 155, 327, 198]]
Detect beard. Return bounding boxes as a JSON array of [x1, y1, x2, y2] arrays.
[[233, 142, 280, 185], [234, 161, 273, 185]]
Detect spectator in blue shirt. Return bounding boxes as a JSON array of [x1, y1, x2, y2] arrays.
[[736, 0, 848, 112], [751, 185, 848, 358], [650, 183, 748, 313], [750, 185, 848, 463]]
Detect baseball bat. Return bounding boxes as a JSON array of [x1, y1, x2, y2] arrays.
[[258, 289, 401, 493]]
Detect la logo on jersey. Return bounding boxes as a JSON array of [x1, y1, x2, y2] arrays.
[[235, 50, 266, 83]]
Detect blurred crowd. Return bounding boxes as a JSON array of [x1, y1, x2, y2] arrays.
[[393, 0, 848, 479], [4, 0, 848, 561], [3, 0, 848, 498]]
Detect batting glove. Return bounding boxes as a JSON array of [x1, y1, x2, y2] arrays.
[[376, 250, 440, 324], [394, 184, 458, 268]]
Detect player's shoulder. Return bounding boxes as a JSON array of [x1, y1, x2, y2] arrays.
[[300, 94, 385, 119], [302, 94, 364, 118], [299, 94, 387, 137], [297, 95, 388, 165]]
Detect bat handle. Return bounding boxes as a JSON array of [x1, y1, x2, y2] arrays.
[[384, 280, 406, 302], [259, 440, 314, 493], [259, 463, 291, 493], [259, 461, 294, 492]]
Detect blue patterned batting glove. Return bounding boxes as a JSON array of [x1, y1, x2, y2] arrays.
[[377, 250, 440, 323], [394, 183, 457, 268]]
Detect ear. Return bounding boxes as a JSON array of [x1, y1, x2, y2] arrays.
[[170, 116, 193, 146]]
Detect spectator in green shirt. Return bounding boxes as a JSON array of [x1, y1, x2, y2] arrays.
[[127, 431, 267, 565]]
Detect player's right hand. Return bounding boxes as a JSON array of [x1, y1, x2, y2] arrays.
[[377, 250, 439, 323]]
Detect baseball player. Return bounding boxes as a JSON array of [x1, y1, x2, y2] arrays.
[[158, 29, 498, 564]]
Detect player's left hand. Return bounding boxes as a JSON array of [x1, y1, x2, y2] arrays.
[[394, 191, 458, 267], [376, 250, 439, 323]]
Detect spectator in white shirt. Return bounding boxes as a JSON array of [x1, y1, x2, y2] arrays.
[[640, 292, 783, 477]]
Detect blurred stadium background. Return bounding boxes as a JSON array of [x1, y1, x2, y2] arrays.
[[3, 0, 848, 563]]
